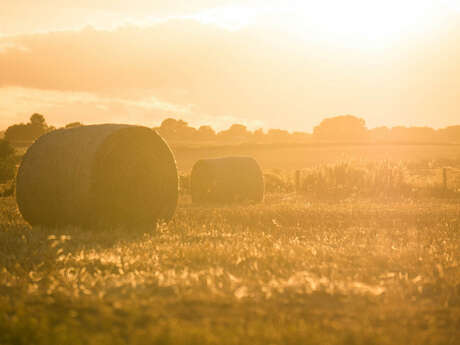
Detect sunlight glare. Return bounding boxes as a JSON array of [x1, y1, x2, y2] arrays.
[[190, 6, 261, 31], [186, 0, 457, 50], [283, 0, 441, 48]]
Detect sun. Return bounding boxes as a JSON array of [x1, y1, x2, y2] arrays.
[[190, 0, 458, 50], [281, 0, 445, 48]]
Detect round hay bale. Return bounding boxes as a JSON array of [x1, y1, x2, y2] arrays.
[[16, 124, 178, 227], [191, 156, 264, 204]]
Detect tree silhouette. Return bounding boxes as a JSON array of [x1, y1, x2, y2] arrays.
[[5, 113, 53, 142], [438, 126, 460, 143], [157, 118, 198, 140], [0, 139, 16, 183], [65, 121, 84, 128], [313, 115, 368, 141], [197, 126, 216, 141], [218, 124, 250, 141], [267, 129, 289, 142], [30, 113, 46, 127]]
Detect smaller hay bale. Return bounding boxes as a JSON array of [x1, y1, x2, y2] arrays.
[[191, 156, 264, 204], [16, 124, 178, 227]]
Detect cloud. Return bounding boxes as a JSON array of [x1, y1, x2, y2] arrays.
[[0, 1, 265, 35], [1, 0, 455, 37], [0, 21, 296, 126], [1, 17, 460, 131], [0, 87, 187, 127], [0, 87, 263, 131], [0, 42, 29, 53]]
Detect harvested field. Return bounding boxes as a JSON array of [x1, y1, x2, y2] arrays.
[[1, 195, 459, 345]]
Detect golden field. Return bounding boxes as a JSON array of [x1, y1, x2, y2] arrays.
[[1, 143, 460, 344]]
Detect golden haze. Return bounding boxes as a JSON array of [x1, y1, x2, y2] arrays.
[[0, 1, 459, 131]]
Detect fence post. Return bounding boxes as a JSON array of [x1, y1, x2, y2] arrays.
[[295, 170, 301, 193], [443, 168, 447, 191]]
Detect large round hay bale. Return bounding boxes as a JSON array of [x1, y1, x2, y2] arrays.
[[191, 157, 264, 204], [16, 124, 178, 227]]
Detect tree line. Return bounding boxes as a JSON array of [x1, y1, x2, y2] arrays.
[[2, 114, 460, 145], [153, 116, 460, 144]]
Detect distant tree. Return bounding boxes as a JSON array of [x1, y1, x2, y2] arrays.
[[28, 113, 53, 137], [156, 118, 178, 138], [386, 126, 438, 143], [406, 127, 438, 142], [388, 127, 408, 142], [30, 113, 46, 128], [5, 113, 53, 142], [438, 126, 460, 143], [267, 129, 290, 142], [369, 126, 390, 142], [313, 115, 368, 141], [157, 118, 197, 141], [4, 124, 29, 142], [0, 139, 14, 159], [369, 126, 443, 143], [197, 125, 216, 141], [252, 128, 266, 142], [65, 122, 84, 128], [218, 124, 251, 141], [0, 139, 16, 183], [160, 118, 186, 132], [291, 131, 312, 142]]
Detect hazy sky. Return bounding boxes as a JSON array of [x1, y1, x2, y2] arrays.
[[1, 0, 459, 131]]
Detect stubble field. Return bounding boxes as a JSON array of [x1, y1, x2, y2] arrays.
[[1, 194, 460, 345]]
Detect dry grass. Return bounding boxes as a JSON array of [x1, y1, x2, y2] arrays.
[[172, 143, 460, 171], [1, 194, 459, 344], [261, 162, 460, 199]]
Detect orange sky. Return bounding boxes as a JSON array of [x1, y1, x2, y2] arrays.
[[0, 1, 459, 131]]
